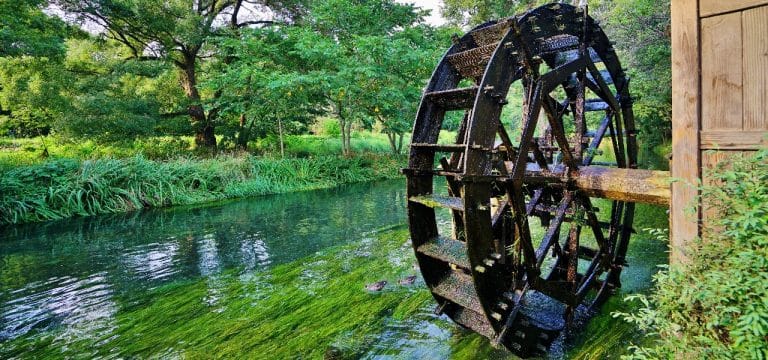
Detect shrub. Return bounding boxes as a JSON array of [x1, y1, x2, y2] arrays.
[[616, 149, 768, 359], [133, 137, 191, 160], [312, 117, 341, 137]]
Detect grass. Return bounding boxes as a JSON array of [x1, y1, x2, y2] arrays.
[[0, 130, 408, 226], [0, 131, 401, 169], [253, 132, 400, 158], [0, 136, 197, 169], [0, 153, 404, 226]]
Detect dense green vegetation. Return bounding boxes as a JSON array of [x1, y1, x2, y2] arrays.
[[0, 152, 401, 226], [616, 149, 768, 359], [1, 0, 448, 155]]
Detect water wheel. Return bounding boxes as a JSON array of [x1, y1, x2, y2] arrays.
[[404, 3, 643, 356]]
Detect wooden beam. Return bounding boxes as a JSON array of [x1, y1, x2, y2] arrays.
[[671, 0, 701, 264], [700, 130, 768, 150], [503, 163, 671, 206], [574, 167, 671, 207], [700, 0, 768, 17]]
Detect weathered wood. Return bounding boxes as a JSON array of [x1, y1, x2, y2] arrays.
[[700, 130, 768, 150], [743, 6, 768, 131], [671, 0, 701, 263], [700, 0, 768, 17], [701, 13, 743, 131], [574, 167, 670, 206], [503, 163, 671, 205]]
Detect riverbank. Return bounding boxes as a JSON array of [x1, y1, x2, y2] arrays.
[[0, 153, 404, 226]]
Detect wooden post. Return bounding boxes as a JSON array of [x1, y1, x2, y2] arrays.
[[671, 0, 701, 264]]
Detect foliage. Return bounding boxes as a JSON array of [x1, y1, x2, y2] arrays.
[[616, 149, 768, 359], [210, 0, 442, 155], [312, 117, 341, 137], [58, 38, 181, 141], [0, 56, 70, 137], [52, 0, 306, 148], [252, 133, 395, 158], [442, 0, 546, 26], [598, 0, 672, 147], [0, 0, 67, 58], [0, 152, 403, 226]]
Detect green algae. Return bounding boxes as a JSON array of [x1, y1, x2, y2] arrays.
[[0, 199, 670, 359], [1, 227, 431, 358]]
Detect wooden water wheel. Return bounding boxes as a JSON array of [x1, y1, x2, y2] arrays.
[[404, 3, 669, 356]]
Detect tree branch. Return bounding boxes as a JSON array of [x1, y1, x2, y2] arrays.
[[237, 20, 278, 28]]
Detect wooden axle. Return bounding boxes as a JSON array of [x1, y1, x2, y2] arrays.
[[509, 163, 671, 206], [504, 163, 671, 206], [405, 164, 671, 206], [574, 166, 670, 206]]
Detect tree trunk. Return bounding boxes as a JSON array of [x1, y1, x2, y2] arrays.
[[397, 133, 404, 154], [386, 132, 397, 155], [178, 53, 216, 149], [344, 121, 352, 156], [339, 116, 348, 156], [337, 103, 349, 156], [236, 114, 249, 150], [277, 117, 285, 158]]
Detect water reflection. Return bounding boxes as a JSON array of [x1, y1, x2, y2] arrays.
[[123, 242, 181, 281], [0, 272, 117, 346], [0, 179, 407, 342]]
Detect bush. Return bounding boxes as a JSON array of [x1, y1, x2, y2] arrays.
[[311, 117, 341, 137], [616, 149, 768, 359], [133, 137, 191, 160]]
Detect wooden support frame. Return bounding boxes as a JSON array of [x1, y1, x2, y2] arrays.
[[700, 0, 768, 17], [671, 0, 701, 263]]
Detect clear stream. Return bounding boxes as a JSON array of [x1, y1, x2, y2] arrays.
[[0, 179, 668, 359]]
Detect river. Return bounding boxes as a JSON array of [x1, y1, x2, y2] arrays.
[[0, 179, 667, 358]]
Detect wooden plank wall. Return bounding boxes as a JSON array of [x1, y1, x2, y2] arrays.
[[671, 0, 768, 263]]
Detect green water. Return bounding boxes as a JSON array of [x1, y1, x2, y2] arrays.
[[0, 178, 668, 359]]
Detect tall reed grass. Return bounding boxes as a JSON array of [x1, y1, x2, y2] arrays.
[[0, 154, 403, 226]]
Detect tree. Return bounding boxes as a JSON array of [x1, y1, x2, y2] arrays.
[[442, 0, 542, 26], [206, 26, 322, 153], [210, 0, 436, 156], [0, 0, 67, 58], [59, 38, 183, 141], [599, 0, 672, 148], [0, 0, 69, 133], [304, 0, 430, 155], [53, 0, 305, 149], [349, 28, 448, 154]]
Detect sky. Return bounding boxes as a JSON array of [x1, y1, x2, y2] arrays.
[[397, 0, 447, 26]]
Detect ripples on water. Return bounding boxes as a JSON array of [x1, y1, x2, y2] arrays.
[[0, 180, 407, 350]]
